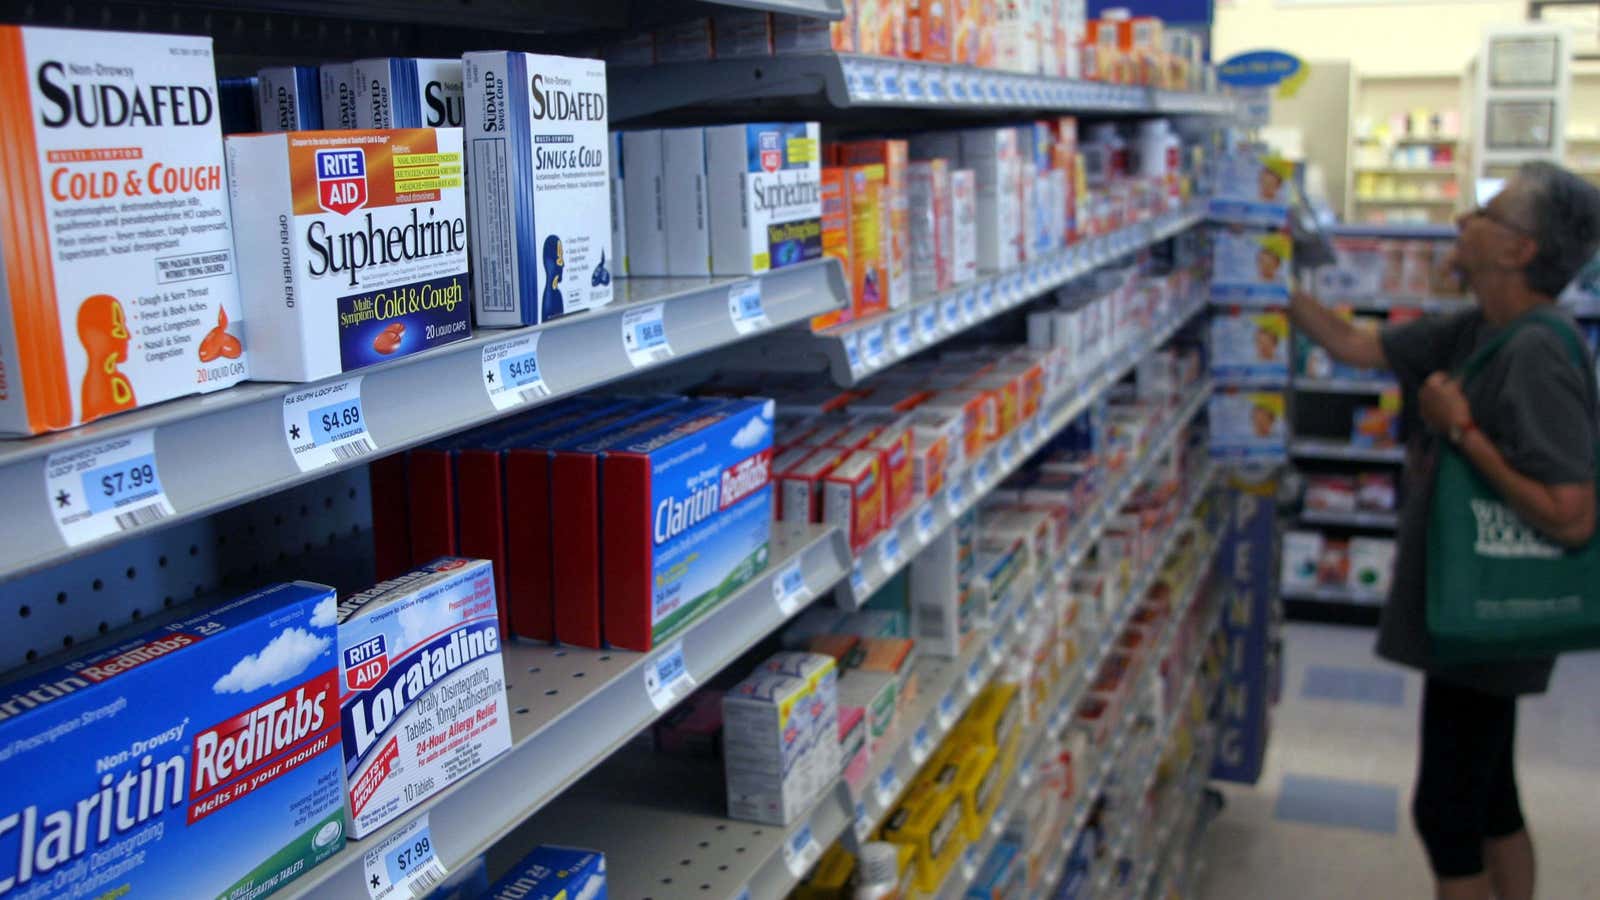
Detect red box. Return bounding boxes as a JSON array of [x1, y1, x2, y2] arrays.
[[823, 449, 885, 552], [369, 453, 412, 582]]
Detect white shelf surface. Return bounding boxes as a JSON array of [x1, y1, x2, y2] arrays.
[[721, 206, 1205, 388], [286, 524, 852, 898], [1352, 166, 1457, 175], [609, 52, 1236, 120], [1290, 438, 1405, 464], [1293, 375, 1399, 394], [0, 260, 847, 581], [1353, 195, 1458, 206], [1300, 507, 1400, 530]]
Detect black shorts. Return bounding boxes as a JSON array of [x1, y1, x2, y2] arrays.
[[1411, 676, 1526, 879]]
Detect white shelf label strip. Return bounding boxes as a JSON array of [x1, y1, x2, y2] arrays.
[[621, 303, 673, 368]]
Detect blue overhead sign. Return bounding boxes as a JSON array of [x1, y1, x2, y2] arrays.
[[1218, 50, 1304, 89]]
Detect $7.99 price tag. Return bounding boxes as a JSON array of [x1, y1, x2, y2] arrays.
[[363, 813, 447, 900], [45, 429, 175, 547], [283, 375, 376, 472]]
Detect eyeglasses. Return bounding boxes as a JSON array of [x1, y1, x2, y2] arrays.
[[1464, 204, 1535, 237]]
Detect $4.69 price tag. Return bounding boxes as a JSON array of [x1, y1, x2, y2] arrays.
[[45, 429, 175, 547], [283, 376, 375, 471], [482, 332, 550, 410], [363, 813, 447, 900], [728, 280, 769, 335], [621, 303, 673, 368]]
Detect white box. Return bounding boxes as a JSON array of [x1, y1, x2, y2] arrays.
[[319, 62, 360, 129], [951, 168, 979, 284], [908, 159, 952, 297], [1350, 537, 1396, 597], [463, 52, 614, 325], [336, 557, 512, 838], [960, 128, 1020, 272], [662, 127, 713, 276], [354, 57, 463, 128], [760, 651, 842, 802], [706, 122, 824, 275], [258, 66, 323, 131], [1281, 530, 1324, 594], [609, 132, 629, 276], [910, 524, 975, 657], [0, 25, 248, 435], [723, 671, 819, 825], [621, 129, 668, 275], [226, 128, 471, 380]]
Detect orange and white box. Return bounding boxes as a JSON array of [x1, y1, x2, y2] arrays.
[[0, 26, 246, 435], [907, 0, 953, 62], [823, 449, 885, 552], [867, 417, 915, 519], [780, 447, 843, 534]]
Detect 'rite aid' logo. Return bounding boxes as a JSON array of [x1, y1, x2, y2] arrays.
[[758, 131, 783, 173], [343, 634, 389, 691], [316, 148, 368, 216]]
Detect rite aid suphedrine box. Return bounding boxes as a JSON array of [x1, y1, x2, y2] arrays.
[[706, 121, 824, 275], [0, 582, 346, 898], [336, 557, 512, 839], [0, 26, 248, 435], [353, 57, 463, 128], [258, 66, 323, 131], [463, 51, 614, 326], [319, 62, 359, 130], [226, 128, 472, 380]]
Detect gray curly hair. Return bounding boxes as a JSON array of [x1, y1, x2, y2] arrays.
[[1512, 160, 1600, 297]]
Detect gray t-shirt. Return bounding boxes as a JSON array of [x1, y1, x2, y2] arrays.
[[1378, 305, 1598, 696]]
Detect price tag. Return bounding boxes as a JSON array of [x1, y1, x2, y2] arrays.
[[998, 435, 1017, 467], [966, 657, 984, 693], [482, 332, 550, 411], [843, 333, 862, 373], [362, 813, 446, 900], [951, 78, 968, 102], [850, 559, 867, 595], [1024, 417, 1041, 446], [979, 282, 996, 316], [45, 430, 176, 547], [989, 632, 1005, 661], [861, 66, 883, 99], [863, 327, 887, 367], [643, 641, 695, 712], [942, 295, 963, 330], [928, 76, 946, 101], [904, 68, 925, 100], [975, 454, 995, 485], [892, 314, 914, 355], [1019, 757, 1036, 788], [938, 690, 959, 728], [283, 376, 375, 472], [881, 65, 902, 98], [961, 845, 980, 880], [727, 280, 769, 335], [962, 289, 980, 322], [915, 504, 936, 544], [773, 560, 810, 616], [946, 479, 967, 514], [879, 531, 902, 569], [782, 823, 822, 877], [875, 764, 902, 806], [1003, 81, 1019, 104], [621, 303, 673, 367], [918, 305, 940, 342], [910, 725, 932, 764], [986, 78, 1003, 103], [854, 801, 873, 842]]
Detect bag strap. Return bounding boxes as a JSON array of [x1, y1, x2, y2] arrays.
[[1459, 308, 1590, 384]]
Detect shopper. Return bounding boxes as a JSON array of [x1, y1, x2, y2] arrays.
[[1289, 161, 1600, 900]]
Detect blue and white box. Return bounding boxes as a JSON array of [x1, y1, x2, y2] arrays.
[[335, 557, 512, 838], [609, 131, 628, 277], [1207, 151, 1292, 228], [705, 121, 823, 275], [487, 846, 607, 900], [0, 582, 346, 898], [620, 129, 666, 275], [353, 57, 463, 128], [319, 62, 359, 130], [463, 51, 614, 325], [662, 126, 712, 277], [1209, 229, 1291, 306], [257, 66, 323, 131]]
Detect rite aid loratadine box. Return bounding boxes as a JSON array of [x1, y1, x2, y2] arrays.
[[336, 557, 511, 839], [0, 25, 248, 435], [226, 128, 472, 381], [0, 582, 346, 898]]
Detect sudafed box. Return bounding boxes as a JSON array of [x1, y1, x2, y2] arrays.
[[257, 66, 323, 131], [0, 582, 346, 897], [352, 58, 463, 128], [463, 51, 614, 326]]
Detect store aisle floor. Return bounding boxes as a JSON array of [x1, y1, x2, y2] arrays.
[[1195, 622, 1600, 899]]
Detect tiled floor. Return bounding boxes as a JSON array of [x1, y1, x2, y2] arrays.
[[1195, 622, 1600, 899]]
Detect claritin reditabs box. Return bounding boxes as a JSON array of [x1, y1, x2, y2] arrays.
[[0, 582, 346, 898], [336, 557, 511, 839]]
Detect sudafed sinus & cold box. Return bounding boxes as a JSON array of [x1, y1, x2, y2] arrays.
[[0, 582, 346, 898]]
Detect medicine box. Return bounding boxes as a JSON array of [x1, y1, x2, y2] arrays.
[[772, 11, 855, 54], [335, 557, 512, 838], [319, 62, 359, 129], [1209, 309, 1289, 383], [463, 51, 613, 326], [961, 128, 1022, 272], [258, 66, 323, 131], [846, 163, 889, 318], [835, 140, 909, 310], [838, 668, 899, 756], [353, 57, 463, 128], [486, 846, 607, 900], [823, 448, 885, 553], [662, 127, 713, 276], [621, 129, 667, 275], [1210, 229, 1290, 305], [1208, 151, 1292, 228], [705, 121, 823, 275], [760, 651, 842, 801], [609, 132, 629, 277], [0, 581, 346, 896], [883, 786, 965, 892], [813, 166, 855, 330], [909, 159, 953, 297], [950, 168, 979, 284], [907, 0, 953, 61], [0, 25, 248, 434], [1281, 530, 1323, 594], [1208, 389, 1287, 461], [713, 11, 775, 58], [227, 127, 471, 381], [721, 671, 818, 825]]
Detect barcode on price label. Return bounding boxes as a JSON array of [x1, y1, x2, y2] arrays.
[[283, 376, 376, 472], [644, 642, 694, 711], [363, 813, 447, 900], [45, 429, 177, 547], [622, 303, 673, 368], [483, 332, 550, 410], [728, 280, 769, 334]]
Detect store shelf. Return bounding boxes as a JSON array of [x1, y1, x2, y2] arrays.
[[1353, 196, 1458, 206], [1357, 135, 1460, 145], [1300, 508, 1400, 530], [834, 324, 1214, 610], [1325, 222, 1458, 240], [1281, 584, 1386, 606], [0, 260, 847, 582], [1352, 167, 1457, 175], [1292, 375, 1399, 394], [731, 207, 1204, 389], [285, 524, 852, 899], [609, 52, 1236, 120], [1317, 294, 1467, 313], [1290, 438, 1405, 464]]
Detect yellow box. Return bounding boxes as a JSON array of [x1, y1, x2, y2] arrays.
[[957, 682, 1022, 751], [882, 783, 966, 892], [793, 843, 854, 900], [922, 742, 1001, 841]]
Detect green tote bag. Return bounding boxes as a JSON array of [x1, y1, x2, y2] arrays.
[[1426, 309, 1600, 663]]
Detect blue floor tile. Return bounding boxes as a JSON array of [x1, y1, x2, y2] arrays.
[[1274, 773, 1400, 834], [1302, 665, 1406, 708]]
